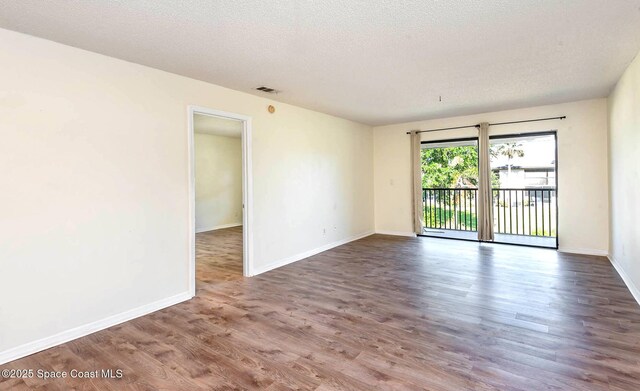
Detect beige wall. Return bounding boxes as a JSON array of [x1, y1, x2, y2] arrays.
[[0, 28, 374, 358], [608, 51, 640, 300], [373, 99, 609, 255], [195, 133, 242, 232]]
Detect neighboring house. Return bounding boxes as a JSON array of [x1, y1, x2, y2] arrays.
[[492, 162, 556, 188]]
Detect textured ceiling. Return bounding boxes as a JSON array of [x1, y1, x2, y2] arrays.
[[194, 114, 242, 138], [1, 1, 640, 125]]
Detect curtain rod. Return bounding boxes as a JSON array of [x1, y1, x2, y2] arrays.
[[405, 116, 566, 135]]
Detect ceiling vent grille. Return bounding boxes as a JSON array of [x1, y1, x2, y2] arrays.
[[255, 86, 278, 94]]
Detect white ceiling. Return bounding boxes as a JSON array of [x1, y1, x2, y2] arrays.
[[1, 1, 640, 125], [194, 114, 242, 138]]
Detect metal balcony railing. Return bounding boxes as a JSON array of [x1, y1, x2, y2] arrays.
[[422, 188, 557, 237]]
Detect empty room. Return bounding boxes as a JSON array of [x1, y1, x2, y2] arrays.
[[1, 1, 640, 390], [193, 112, 247, 284]]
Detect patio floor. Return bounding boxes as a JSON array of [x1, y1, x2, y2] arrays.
[[422, 228, 557, 248]]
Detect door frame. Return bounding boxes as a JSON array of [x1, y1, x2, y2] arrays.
[[187, 105, 254, 297]]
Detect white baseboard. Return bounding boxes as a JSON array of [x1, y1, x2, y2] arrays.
[[0, 291, 192, 365], [557, 247, 608, 257], [196, 222, 242, 233], [608, 254, 640, 307], [251, 231, 374, 276], [374, 230, 417, 237]]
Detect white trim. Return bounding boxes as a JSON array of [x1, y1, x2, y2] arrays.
[[252, 231, 375, 275], [242, 116, 254, 277], [196, 223, 242, 234], [0, 291, 190, 365], [375, 230, 417, 237], [608, 254, 640, 307], [557, 247, 608, 257], [188, 106, 254, 292]]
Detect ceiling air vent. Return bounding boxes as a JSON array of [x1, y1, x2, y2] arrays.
[[255, 86, 279, 94]]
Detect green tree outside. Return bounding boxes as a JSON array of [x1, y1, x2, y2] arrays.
[[421, 143, 516, 230], [421, 146, 479, 188], [421, 145, 480, 230]]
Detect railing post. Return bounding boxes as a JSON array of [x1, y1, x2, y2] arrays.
[[548, 190, 552, 237], [528, 190, 531, 236]]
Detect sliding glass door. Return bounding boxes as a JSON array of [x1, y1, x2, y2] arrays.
[[489, 132, 557, 248], [421, 138, 479, 241], [419, 132, 558, 249]]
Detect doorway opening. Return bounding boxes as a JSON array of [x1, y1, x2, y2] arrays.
[[188, 106, 253, 297], [419, 131, 558, 249], [421, 137, 480, 238], [490, 132, 557, 248]]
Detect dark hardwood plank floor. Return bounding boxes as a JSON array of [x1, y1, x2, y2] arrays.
[[196, 226, 244, 285], [2, 231, 640, 390]]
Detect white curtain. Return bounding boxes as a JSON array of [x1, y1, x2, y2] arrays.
[[477, 122, 494, 241], [410, 131, 424, 234]]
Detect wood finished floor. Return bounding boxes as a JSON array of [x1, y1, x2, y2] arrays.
[[3, 229, 640, 390]]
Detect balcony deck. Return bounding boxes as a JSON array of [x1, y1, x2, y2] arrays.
[[422, 187, 557, 248], [422, 228, 557, 248]]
